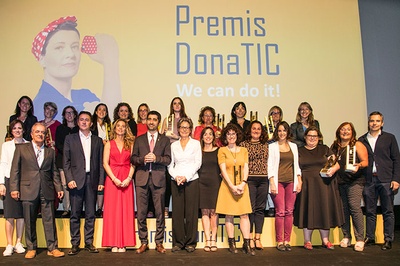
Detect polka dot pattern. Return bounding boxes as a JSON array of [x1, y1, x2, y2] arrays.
[[81, 36, 97, 54]]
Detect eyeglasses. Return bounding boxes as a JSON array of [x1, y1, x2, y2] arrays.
[[227, 133, 237, 137], [306, 135, 319, 138], [203, 114, 213, 118], [271, 112, 281, 115], [65, 111, 74, 115], [179, 126, 190, 130]]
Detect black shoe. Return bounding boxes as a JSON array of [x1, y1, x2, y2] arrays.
[[381, 241, 392, 251], [267, 208, 275, 217], [228, 238, 238, 254], [84, 244, 99, 253], [364, 237, 375, 246], [95, 209, 103, 218], [185, 246, 195, 253], [276, 243, 286, 251], [68, 245, 80, 256], [171, 246, 182, 252]]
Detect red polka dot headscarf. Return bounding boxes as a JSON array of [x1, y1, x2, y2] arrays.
[[31, 16, 77, 61]]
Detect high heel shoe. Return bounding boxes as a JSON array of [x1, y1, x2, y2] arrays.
[[228, 238, 238, 254], [242, 239, 255, 256], [254, 238, 263, 250], [203, 239, 211, 252], [210, 239, 218, 252]]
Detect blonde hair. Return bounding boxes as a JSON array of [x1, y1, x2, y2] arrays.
[[110, 119, 135, 150]]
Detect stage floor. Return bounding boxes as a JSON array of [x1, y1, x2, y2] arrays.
[[0, 237, 398, 266]]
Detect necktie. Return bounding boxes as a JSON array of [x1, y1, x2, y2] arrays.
[[150, 134, 155, 152], [36, 149, 42, 167], [150, 135, 154, 171]]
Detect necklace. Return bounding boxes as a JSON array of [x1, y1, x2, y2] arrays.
[[229, 146, 237, 163]]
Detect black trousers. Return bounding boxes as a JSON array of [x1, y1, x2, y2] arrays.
[[69, 173, 97, 246], [363, 176, 395, 242], [248, 176, 268, 234], [171, 179, 199, 248]]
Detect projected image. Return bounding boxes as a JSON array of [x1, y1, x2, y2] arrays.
[[32, 16, 121, 121]]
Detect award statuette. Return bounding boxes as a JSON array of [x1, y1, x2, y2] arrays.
[[320, 155, 336, 178], [45, 128, 55, 150], [6, 125, 11, 140], [265, 115, 275, 139], [233, 165, 242, 185], [345, 145, 357, 172], [217, 113, 225, 130], [250, 111, 258, 122], [165, 114, 175, 138]]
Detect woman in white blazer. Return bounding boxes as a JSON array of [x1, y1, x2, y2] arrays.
[[268, 121, 302, 252]]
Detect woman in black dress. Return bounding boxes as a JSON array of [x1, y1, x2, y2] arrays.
[[198, 127, 221, 252], [9, 96, 37, 141], [294, 126, 344, 250]]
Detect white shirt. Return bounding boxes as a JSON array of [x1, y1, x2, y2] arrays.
[[97, 122, 107, 140], [79, 130, 92, 172], [32, 141, 45, 168], [367, 130, 381, 173], [147, 131, 159, 149], [168, 137, 202, 182], [0, 139, 28, 183]]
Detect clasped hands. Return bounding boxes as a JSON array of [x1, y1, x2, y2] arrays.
[[144, 152, 156, 164], [230, 182, 245, 196], [176, 176, 187, 186]]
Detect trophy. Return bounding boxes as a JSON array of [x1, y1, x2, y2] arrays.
[[105, 123, 109, 141], [265, 116, 275, 139], [217, 113, 225, 130], [165, 114, 175, 137], [320, 155, 336, 177], [250, 111, 258, 122], [233, 165, 242, 185], [345, 145, 357, 172], [5, 125, 11, 140], [45, 128, 55, 150]]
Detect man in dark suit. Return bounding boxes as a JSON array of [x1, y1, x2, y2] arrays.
[[10, 122, 64, 259], [359, 111, 400, 250], [131, 110, 171, 254], [63, 111, 104, 255]]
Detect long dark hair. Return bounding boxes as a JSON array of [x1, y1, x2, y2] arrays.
[[14, 96, 34, 117], [169, 97, 188, 118], [272, 121, 293, 141], [91, 103, 111, 131], [200, 126, 217, 149], [229, 101, 247, 124]]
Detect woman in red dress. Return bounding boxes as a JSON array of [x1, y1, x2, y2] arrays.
[[102, 119, 136, 252]]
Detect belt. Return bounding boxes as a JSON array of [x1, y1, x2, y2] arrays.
[[372, 173, 378, 177]]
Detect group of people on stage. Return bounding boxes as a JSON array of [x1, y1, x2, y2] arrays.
[[1, 95, 399, 259]]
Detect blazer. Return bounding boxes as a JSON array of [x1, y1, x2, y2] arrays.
[[63, 132, 104, 190], [131, 132, 171, 187], [9, 142, 62, 201], [267, 141, 301, 194], [358, 131, 400, 183], [290, 120, 320, 147]]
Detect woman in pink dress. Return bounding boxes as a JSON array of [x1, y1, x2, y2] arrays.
[[102, 119, 136, 252]]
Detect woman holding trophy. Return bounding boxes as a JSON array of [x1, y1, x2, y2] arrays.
[[331, 122, 368, 252], [294, 126, 344, 250]]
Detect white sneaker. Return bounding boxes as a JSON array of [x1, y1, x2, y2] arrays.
[[3, 245, 13, 256], [14, 242, 26, 254], [118, 247, 126, 252]]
